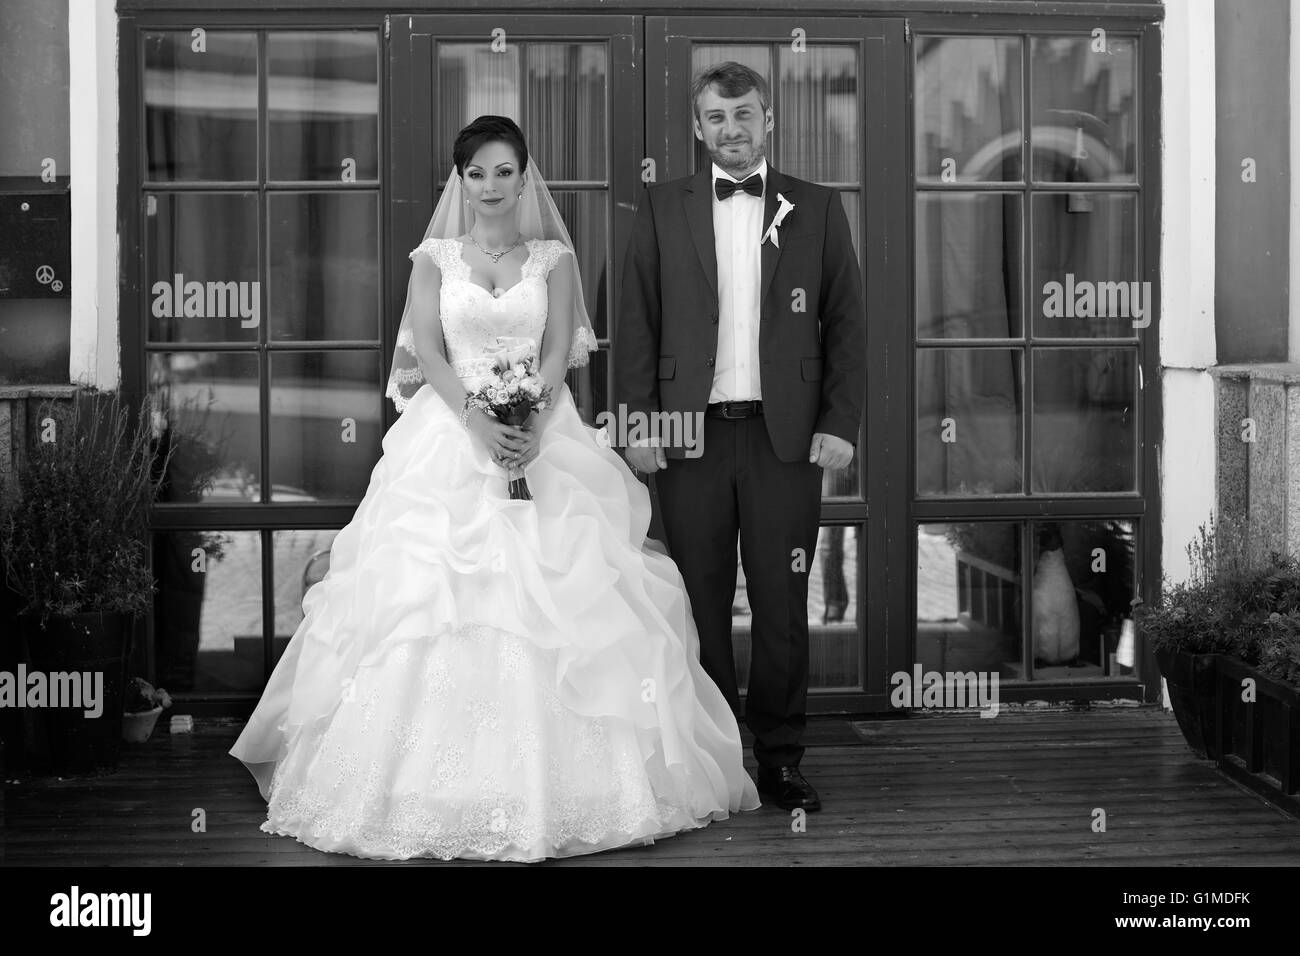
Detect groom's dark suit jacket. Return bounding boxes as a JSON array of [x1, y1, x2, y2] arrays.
[[616, 165, 865, 462]]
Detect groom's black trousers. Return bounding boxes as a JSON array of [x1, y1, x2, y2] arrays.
[[654, 410, 822, 770]]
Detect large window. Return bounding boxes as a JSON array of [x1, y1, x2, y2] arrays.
[[912, 31, 1149, 683], [140, 28, 382, 691]]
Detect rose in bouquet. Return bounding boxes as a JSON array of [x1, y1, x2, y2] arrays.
[[466, 337, 553, 500]]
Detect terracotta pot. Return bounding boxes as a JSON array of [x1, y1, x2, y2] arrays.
[[121, 705, 163, 743]]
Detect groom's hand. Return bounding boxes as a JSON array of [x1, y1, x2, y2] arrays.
[[809, 433, 853, 469], [625, 441, 666, 473]]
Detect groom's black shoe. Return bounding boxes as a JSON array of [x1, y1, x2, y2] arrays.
[[757, 766, 821, 812]]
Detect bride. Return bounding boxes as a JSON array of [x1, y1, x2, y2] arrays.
[[230, 114, 760, 861]]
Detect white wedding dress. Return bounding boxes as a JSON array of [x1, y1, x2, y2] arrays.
[[230, 236, 759, 862]]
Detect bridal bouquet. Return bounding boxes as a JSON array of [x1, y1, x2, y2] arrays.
[[466, 337, 553, 501]]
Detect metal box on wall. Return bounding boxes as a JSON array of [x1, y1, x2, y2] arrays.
[[0, 177, 71, 298]]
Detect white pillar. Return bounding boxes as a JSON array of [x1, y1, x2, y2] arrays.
[[1159, 0, 1219, 708], [1160, 0, 1218, 584], [67, 0, 119, 390]]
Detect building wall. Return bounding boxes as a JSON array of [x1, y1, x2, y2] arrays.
[[1215, 0, 1290, 363], [0, 0, 71, 386]]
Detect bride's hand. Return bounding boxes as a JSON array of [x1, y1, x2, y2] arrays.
[[466, 409, 528, 466], [513, 422, 542, 468]]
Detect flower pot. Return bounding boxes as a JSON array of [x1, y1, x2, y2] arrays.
[[19, 610, 132, 775], [121, 705, 163, 744], [1155, 646, 1219, 759]]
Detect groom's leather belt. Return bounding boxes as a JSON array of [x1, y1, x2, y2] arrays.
[[707, 400, 764, 420]]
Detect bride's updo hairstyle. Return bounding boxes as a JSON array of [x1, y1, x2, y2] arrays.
[[453, 115, 529, 176]]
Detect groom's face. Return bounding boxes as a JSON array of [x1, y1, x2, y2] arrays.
[[462, 140, 527, 222], [693, 84, 772, 176]]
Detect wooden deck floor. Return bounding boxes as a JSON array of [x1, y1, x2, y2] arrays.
[[4, 706, 1298, 866]]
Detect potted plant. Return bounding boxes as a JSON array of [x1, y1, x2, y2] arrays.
[[121, 677, 172, 743], [0, 388, 175, 774], [1135, 516, 1262, 760]]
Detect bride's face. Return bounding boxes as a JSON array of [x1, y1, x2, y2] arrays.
[[462, 141, 527, 224]]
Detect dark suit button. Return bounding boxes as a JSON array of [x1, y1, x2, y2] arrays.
[[710, 313, 718, 324], [706, 357, 715, 367]]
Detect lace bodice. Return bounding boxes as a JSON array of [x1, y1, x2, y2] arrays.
[[395, 237, 588, 393]]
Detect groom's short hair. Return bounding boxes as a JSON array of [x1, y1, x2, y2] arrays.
[[690, 62, 771, 121]]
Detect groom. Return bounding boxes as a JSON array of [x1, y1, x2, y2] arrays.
[[616, 62, 865, 811]]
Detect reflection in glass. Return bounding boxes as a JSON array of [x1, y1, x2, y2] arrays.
[[915, 36, 1023, 183], [268, 192, 380, 341], [1032, 349, 1137, 493], [525, 44, 608, 180], [1033, 193, 1141, 339], [777, 45, 859, 182], [732, 525, 860, 689], [269, 351, 384, 501], [146, 192, 260, 344], [152, 530, 263, 692], [1029, 520, 1136, 677], [268, 32, 379, 182], [550, 191, 608, 337], [145, 31, 258, 182], [271, 528, 341, 669], [917, 349, 1022, 496], [917, 522, 1021, 679], [916, 193, 1022, 338], [149, 351, 261, 501], [1031, 36, 1137, 183]]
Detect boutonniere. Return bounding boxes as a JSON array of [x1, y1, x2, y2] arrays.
[[761, 193, 795, 248]]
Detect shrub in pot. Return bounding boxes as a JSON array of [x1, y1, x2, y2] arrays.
[[1136, 516, 1269, 759], [0, 388, 174, 774]]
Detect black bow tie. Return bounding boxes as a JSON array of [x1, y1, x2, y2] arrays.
[[715, 174, 763, 200]]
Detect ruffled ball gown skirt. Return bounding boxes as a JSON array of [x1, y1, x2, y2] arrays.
[[230, 382, 760, 861]]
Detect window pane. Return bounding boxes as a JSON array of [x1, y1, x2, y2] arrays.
[[1031, 36, 1137, 183], [777, 44, 859, 182], [916, 192, 1023, 339], [270, 528, 342, 670], [1031, 348, 1137, 493], [525, 44, 608, 180], [268, 31, 379, 182], [917, 348, 1023, 496], [268, 192, 380, 341], [144, 31, 258, 182], [1032, 192, 1142, 339], [733, 525, 861, 690], [1029, 519, 1137, 677], [150, 351, 261, 502], [269, 350, 384, 502], [153, 530, 263, 692], [839, 189, 861, 264], [436, 43, 521, 164], [915, 36, 1023, 183], [917, 522, 1021, 683], [146, 192, 259, 344]]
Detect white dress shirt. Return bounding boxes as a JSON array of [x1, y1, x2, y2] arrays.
[[709, 158, 766, 403]]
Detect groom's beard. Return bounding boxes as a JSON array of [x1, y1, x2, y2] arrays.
[[709, 139, 765, 176]]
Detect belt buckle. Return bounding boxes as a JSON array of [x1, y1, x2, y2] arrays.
[[722, 402, 745, 420]]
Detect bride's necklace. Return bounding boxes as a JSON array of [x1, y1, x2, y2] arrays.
[[468, 231, 522, 264]]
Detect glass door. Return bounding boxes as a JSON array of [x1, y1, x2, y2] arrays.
[[646, 18, 909, 711]]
